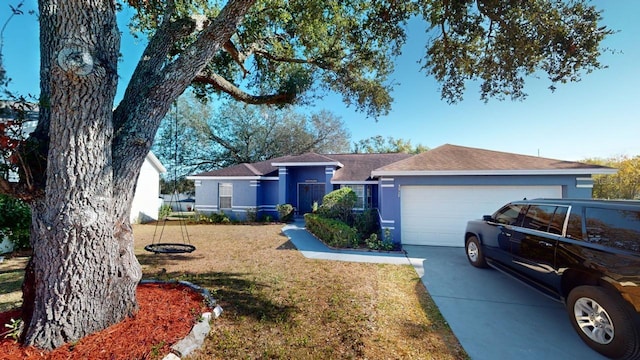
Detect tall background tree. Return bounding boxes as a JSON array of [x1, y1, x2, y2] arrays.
[[0, 0, 613, 349], [585, 156, 640, 199], [152, 92, 351, 181], [352, 135, 428, 154]]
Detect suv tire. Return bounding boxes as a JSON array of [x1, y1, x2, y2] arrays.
[[567, 285, 640, 359], [465, 236, 487, 268]]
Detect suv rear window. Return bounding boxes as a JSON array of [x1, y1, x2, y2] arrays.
[[521, 205, 568, 235], [585, 207, 640, 251]]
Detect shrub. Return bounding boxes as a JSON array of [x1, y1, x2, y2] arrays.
[[353, 209, 379, 239], [317, 188, 357, 224], [246, 207, 257, 222], [304, 213, 358, 248], [0, 194, 31, 249], [364, 232, 395, 251], [158, 204, 172, 219], [276, 204, 294, 223]]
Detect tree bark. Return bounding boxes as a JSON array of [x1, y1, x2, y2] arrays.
[[22, 0, 140, 349], [21, 0, 257, 349]]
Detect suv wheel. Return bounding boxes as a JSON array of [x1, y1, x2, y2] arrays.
[[465, 236, 487, 268], [567, 285, 640, 359]]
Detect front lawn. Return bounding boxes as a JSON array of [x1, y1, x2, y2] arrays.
[[134, 222, 468, 359], [0, 223, 468, 359]]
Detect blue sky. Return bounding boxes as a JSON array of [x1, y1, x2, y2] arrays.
[[2, 0, 638, 161]]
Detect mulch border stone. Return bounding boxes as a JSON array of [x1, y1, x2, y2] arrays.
[[140, 279, 223, 359]]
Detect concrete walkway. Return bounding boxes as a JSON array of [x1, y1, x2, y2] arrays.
[[281, 220, 410, 265], [282, 220, 606, 360]]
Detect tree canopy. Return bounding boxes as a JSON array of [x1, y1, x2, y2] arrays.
[[585, 156, 640, 200], [352, 135, 428, 154]]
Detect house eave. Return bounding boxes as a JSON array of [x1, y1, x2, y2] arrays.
[[187, 175, 263, 180], [271, 161, 344, 168], [370, 169, 618, 177], [332, 180, 379, 185]]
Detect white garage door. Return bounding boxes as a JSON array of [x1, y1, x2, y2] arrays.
[[401, 185, 563, 247]]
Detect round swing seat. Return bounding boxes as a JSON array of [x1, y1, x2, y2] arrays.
[[144, 243, 196, 254]]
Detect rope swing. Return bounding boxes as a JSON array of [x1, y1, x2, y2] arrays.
[[145, 101, 195, 254]]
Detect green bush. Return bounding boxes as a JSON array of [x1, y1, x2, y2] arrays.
[[276, 204, 294, 223], [0, 194, 31, 249], [364, 232, 395, 251], [317, 188, 357, 224], [158, 204, 172, 219], [353, 209, 379, 239], [304, 213, 359, 248]]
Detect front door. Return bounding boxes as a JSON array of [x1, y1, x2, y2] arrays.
[[298, 183, 325, 214]]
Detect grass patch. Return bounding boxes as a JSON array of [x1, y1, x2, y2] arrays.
[[134, 223, 468, 359], [0, 223, 468, 359], [0, 255, 28, 312]]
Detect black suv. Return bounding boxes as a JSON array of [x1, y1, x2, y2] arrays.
[[464, 199, 640, 359]]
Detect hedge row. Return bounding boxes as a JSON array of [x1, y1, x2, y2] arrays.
[[304, 213, 358, 248]]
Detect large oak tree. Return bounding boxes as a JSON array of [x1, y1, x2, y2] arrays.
[[0, 0, 612, 350]]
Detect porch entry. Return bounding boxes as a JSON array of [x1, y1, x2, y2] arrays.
[[298, 183, 325, 214]]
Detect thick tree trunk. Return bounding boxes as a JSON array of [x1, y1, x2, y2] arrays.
[[20, 0, 256, 349], [21, 0, 141, 349]]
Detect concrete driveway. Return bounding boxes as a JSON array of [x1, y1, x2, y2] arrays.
[[403, 245, 608, 360]]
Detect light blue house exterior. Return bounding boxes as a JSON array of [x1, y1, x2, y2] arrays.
[[189, 144, 616, 247]]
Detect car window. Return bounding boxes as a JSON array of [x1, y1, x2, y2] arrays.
[[493, 204, 524, 225], [566, 210, 584, 240], [585, 207, 640, 251], [522, 205, 559, 232]]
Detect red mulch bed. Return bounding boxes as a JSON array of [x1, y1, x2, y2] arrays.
[[0, 283, 209, 360]]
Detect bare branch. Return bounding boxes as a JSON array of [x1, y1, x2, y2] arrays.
[[193, 73, 295, 105]]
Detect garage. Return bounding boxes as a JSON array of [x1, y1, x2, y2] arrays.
[[400, 185, 562, 247]]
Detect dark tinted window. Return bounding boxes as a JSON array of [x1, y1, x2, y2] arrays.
[[585, 207, 640, 251], [566, 210, 583, 240], [493, 204, 524, 225], [521, 205, 568, 234]]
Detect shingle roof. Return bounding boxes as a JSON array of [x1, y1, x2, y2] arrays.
[[329, 153, 413, 181], [190, 152, 412, 180], [373, 144, 615, 174], [190, 144, 615, 179]]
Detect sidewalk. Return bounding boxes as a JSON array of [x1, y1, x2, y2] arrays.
[[281, 220, 411, 265]]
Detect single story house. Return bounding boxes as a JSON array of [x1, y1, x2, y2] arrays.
[[188, 144, 616, 247], [130, 152, 166, 224]]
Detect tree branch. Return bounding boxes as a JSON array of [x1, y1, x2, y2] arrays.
[[193, 73, 295, 105]]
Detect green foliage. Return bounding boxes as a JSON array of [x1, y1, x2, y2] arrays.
[[158, 204, 172, 219], [190, 211, 231, 224], [363, 233, 395, 251], [353, 135, 429, 154], [160, 177, 195, 196], [276, 204, 294, 223], [317, 188, 357, 224], [304, 213, 359, 248], [0, 194, 31, 249], [585, 156, 640, 200], [132, 1, 610, 118], [353, 209, 379, 239], [2, 318, 23, 342]]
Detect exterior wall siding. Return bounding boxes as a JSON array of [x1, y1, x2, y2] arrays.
[[381, 174, 593, 244], [194, 179, 258, 220]]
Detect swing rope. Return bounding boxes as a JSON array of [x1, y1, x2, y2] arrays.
[[145, 101, 195, 254]]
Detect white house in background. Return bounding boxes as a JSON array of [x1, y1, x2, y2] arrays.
[[130, 152, 166, 224]]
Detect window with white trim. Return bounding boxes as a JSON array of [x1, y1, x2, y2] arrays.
[[342, 184, 366, 209], [219, 183, 232, 209]]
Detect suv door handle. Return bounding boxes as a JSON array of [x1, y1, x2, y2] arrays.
[[538, 241, 553, 248]]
